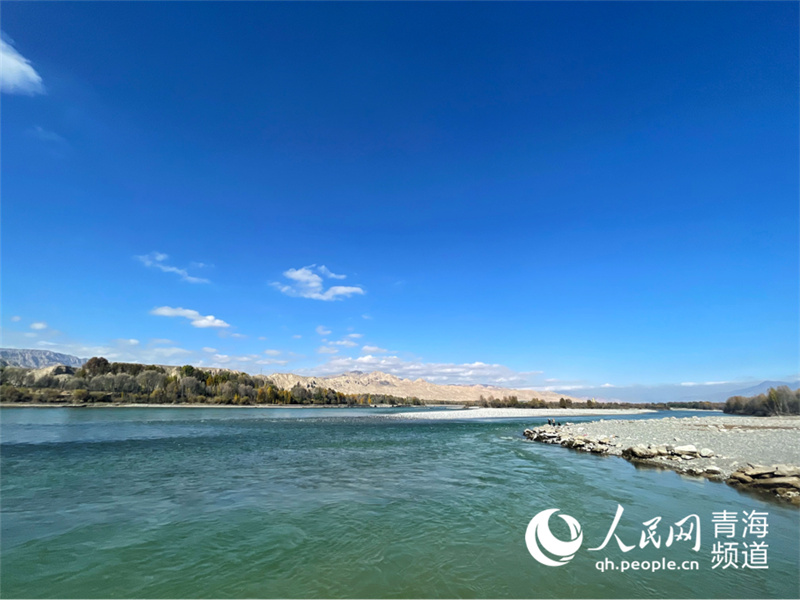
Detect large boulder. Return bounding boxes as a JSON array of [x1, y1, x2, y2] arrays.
[[742, 466, 777, 478]]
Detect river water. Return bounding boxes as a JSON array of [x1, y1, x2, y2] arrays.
[[1, 407, 797, 598]]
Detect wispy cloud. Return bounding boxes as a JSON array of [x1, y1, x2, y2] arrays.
[[256, 358, 289, 366], [361, 345, 388, 354], [150, 306, 230, 328], [330, 339, 358, 347], [0, 35, 44, 95], [272, 265, 364, 301], [151, 346, 192, 358], [318, 346, 339, 354], [202, 347, 218, 353], [317, 265, 346, 279], [316, 325, 331, 336], [264, 349, 281, 356], [10, 316, 21, 322], [30, 322, 47, 330], [29, 125, 67, 144], [136, 252, 210, 284]]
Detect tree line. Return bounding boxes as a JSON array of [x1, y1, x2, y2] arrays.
[[0, 357, 424, 407], [723, 386, 800, 416], [467, 395, 714, 411]]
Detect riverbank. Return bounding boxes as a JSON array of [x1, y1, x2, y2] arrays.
[[523, 415, 800, 505]]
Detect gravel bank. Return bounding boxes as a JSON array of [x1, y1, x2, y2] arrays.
[[386, 407, 655, 420], [523, 415, 800, 504]]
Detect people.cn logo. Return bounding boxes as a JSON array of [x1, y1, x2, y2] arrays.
[[525, 508, 583, 566]]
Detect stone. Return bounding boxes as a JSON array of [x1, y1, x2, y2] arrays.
[[673, 444, 698, 455], [705, 466, 722, 475], [743, 466, 777, 478], [774, 465, 800, 477], [731, 472, 754, 483], [749, 476, 800, 490], [623, 446, 651, 459], [699, 448, 714, 458]]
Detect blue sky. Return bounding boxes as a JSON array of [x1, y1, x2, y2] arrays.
[[2, 2, 797, 396]]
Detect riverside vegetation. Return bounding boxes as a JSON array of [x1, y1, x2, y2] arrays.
[[723, 385, 800, 416], [0, 358, 425, 407]]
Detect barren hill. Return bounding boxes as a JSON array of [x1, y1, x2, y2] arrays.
[[0, 349, 86, 369], [266, 370, 578, 404]]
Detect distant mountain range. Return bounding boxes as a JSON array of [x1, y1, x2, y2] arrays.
[[0, 349, 86, 369], [266, 371, 577, 404]]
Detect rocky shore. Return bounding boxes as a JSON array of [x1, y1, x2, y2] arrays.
[[523, 415, 800, 505]]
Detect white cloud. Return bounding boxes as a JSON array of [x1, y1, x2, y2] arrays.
[[114, 338, 140, 346], [317, 265, 346, 279], [330, 339, 358, 347], [30, 322, 47, 330], [362, 314, 373, 320], [150, 338, 174, 345], [292, 334, 302, 339], [10, 315, 21, 322], [346, 333, 363, 339], [151, 347, 192, 358], [307, 354, 541, 386], [150, 306, 230, 328], [256, 358, 289, 366], [264, 349, 281, 356], [600, 383, 615, 388], [0, 36, 44, 95], [318, 346, 339, 354], [202, 347, 217, 353], [272, 265, 364, 301], [230, 333, 247, 339], [24, 332, 36, 338], [136, 252, 210, 284], [361, 345, 388, 354], [316, 325, 332, 336]]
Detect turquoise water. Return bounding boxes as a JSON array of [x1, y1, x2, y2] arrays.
[[1, 407, 798, 599]]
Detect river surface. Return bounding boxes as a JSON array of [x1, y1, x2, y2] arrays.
[[1, 407, 798, 598]]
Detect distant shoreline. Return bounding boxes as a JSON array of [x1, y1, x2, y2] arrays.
[[0, 404, 656, 417]]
